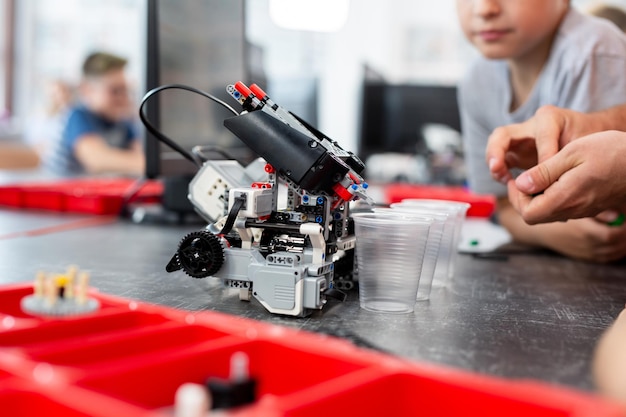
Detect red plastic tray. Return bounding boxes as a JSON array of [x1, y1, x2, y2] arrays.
[[385, 184, 496, 218], [0, 283, 622, 417], [0, 179, 163, 215]]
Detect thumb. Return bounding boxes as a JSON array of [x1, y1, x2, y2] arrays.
[[515, 151, 572, 194]]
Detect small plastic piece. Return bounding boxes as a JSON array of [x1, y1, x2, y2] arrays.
[[174, 383, 211, 417], [229, 351, 249, 382], [21, 267, 100, 316], [249, 84, 268, 100], [175, 231, 225, 278], [231, 82, 263, 111], [332, 183, 354, 202], [234, 81, 253, 98], [206, 351, 256, 409]]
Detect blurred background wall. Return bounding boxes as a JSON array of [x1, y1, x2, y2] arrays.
[[0, 0, 624, 181]]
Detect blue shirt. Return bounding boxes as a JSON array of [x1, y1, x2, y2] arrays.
[[45, 104, 137, 176]]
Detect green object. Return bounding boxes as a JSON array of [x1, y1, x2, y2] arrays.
[[608, 213, 625, 227], [470, 239, 480, 246]]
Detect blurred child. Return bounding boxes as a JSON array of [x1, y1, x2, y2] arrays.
[[456, 0, 626, 262], [46, 52, 144, 176]]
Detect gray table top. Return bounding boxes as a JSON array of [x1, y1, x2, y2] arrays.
[[0, 208, 624, 393]]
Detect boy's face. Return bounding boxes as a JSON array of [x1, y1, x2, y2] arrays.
[[81, 69, 132, 122], [456, 0, 569, 60]]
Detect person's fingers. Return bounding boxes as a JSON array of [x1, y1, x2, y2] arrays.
[[486, 127, 512, 181], [509, 168, 582, 224], [506, 180, 534, 215], [514, 149, 574, 195], [533, 106, 564, 163], [507, 183, 557, 224], [506, 139, 542, 170], [486, 124, 529, 181], [595, 210, 621, 224], [489, 158, 511, 183]]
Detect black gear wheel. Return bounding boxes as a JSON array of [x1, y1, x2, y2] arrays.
[[176, 231, 224, 278]]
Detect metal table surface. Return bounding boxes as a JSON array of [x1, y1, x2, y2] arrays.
[[0, 208, 625, 393]]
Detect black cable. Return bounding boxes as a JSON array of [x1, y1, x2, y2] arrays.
[[118, 176, 148, 217], [139, 84, 240, 168], [219, 197, 246, 235]]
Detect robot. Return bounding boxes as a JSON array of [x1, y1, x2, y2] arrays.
[[164, 82, 372, 317]]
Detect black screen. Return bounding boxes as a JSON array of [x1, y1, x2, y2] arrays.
[[358, 82, 461, 162], [144, 0, 257, 179]]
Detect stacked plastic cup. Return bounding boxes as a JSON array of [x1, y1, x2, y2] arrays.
[[352, 211, 432, 313], [392, 199, 470, 280], [386, 206, 449, 301]]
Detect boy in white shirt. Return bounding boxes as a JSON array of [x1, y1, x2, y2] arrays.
[[457, 0, 626, 262]]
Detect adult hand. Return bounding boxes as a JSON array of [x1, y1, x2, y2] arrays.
[[486, 105, 601, 184], [507, 131, 626, 224], [535, 218, 626, 263]]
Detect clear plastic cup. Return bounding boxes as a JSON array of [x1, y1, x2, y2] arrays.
[[352, 212, 431, 313], [388, 205, 448, 301], [393, 200, 469, 279], [391, 201, 456, 281]]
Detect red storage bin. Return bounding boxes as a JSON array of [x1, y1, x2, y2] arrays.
[[0, 282, 622, 417], [0, 179, 163, 215], [385, 183, 497, 218]]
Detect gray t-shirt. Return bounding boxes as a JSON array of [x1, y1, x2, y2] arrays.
[[458, 8, 626, 196]]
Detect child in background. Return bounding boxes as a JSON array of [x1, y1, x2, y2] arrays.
[[46, 52, 144, 176], [456, 0, 626, 262]]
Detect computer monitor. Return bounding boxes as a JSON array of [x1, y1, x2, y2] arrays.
[[358, 82, 461, 163], [144, 0, 259, 212]]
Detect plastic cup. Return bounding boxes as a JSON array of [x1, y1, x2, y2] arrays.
[[388, 205, 448, 301], [393, 200, 469, 279], [391, 201, 456, 281], [352, 212, 431, 313]]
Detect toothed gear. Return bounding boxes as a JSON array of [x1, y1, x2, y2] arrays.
[[176, 231, 224, 278]]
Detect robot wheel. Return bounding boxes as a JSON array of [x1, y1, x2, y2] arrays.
[[175, 230, 225, 278]]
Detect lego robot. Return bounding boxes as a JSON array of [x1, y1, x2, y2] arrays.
[[163, 82, 372, 317]]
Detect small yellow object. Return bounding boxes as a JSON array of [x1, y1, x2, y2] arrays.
[[54, 275, 69, 287]]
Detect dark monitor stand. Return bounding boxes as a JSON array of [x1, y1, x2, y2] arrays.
[[135, 0, 257, 224], [131, 0, 196, 225]]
